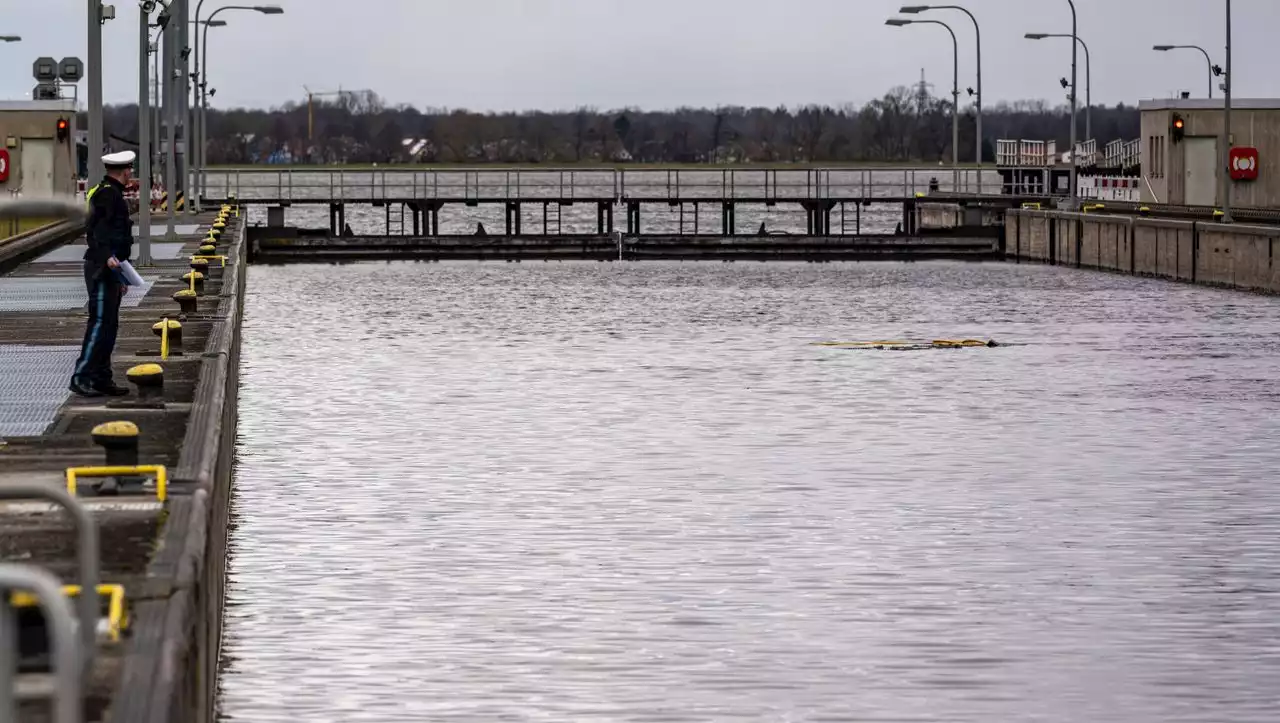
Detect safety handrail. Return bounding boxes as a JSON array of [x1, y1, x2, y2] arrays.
[[0, 564, 82, 723], [10, 584, 127, 643], [0, 485, 98, 678], [198, 167, 1009, 203], [65, 465, 169, 503]]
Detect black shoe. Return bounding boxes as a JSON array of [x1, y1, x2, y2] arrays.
[[92, 382, 130, 397], [69, 380, 103, 397]]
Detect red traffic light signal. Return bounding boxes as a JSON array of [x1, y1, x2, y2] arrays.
[[1171, 113, 1186, 143], [55, 117, 69, 142]]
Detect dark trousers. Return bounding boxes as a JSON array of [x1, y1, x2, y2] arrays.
[[72, 261, 123, 386]]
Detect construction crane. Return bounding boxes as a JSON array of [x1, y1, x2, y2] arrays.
[[304, 86, 374, 140]]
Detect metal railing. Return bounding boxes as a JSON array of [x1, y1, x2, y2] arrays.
[[0, 484, 98, 723], [198, 167, 1011, 204], [0, 565, 81, 723], [997, 137, 1142, 171]]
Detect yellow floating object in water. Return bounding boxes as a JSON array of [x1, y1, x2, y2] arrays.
[[812, 339, 998, 350], [810, 340, 912, 348]]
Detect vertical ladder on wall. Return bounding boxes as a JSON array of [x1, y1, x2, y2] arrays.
[[386, 203, 405, 236], [542, 202, 563, 235]]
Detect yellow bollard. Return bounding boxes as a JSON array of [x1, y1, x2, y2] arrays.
[[152, 318, 182, 357], [91, 421, 139, 466], [126, 364, 165, 402], [173, 288, 198, 314]]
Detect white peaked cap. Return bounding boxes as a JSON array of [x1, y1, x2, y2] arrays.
[[102, 150, 137, 167]]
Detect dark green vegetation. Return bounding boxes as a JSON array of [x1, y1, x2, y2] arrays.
[[94, 86, 1139, 166]]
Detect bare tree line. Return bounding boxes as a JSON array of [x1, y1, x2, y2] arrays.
[[96, 86, 1140, 165]]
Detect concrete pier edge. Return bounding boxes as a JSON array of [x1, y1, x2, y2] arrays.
[[1003, 207, 1280, 293], [106, 220, 246, 723]]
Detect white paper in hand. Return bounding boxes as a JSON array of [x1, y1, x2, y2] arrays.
[[117, 259, 146, 287]]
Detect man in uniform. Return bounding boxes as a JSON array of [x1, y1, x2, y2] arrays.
[[69, 150, 137, 397]]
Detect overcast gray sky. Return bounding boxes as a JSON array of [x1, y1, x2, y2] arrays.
[[4, 0, 1277, 112]]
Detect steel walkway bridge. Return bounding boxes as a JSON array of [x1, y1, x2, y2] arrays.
[[197, 167, 1039, 237]]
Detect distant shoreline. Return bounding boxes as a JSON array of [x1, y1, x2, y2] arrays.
[[204, 161, 995, 172]]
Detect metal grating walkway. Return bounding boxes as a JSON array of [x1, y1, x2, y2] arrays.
[[139, 222, 202, 237], [0, 345, 78, 437], [35, 242, 187, 264], [0, 276, 155, 312]]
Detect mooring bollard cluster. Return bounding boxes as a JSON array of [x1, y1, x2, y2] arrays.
[[167, 205, 233, 317]]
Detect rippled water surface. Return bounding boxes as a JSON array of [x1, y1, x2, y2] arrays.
[[219, 261, 1280, 723]]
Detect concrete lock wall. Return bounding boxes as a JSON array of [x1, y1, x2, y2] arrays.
[[0, 101, 78, 198], [1197, 222, 1280, 290], [1005, 209, 1280, 293], [1003, 210, 1054, 263], [916, 203, 1004, 230], [1133, 218, 1196, 281]]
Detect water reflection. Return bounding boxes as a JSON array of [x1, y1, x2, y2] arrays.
[[219, 261, 1280, 722]]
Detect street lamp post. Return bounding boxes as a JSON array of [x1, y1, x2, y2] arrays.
[[193, 0, 211, 209], [164, 5, 179, 240], [150, 38, 158, 162], [1025, 33, 1092, 142], [1152, 45, 1215, 98], [193, 4, 282, 209], [887, 17, 960, 187], [138, 6, 152, 264], [900, 5, 982, 171], [1067, 0, 1077, 206], [188, 18, 226, 212], [1223, 0, 1233, 222], [88, 0, 104, 185], [179, 0, 194, 218]]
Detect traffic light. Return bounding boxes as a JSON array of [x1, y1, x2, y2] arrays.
[[56, 117, 69, 142], [1171, 113, 1186, 144]]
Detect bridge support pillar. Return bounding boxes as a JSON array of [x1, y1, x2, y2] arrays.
[[424, 201, 442, 236], [596, 202, 614, 235], [802, 201, 832, 236], [722, 202, 735, 236], [902, 199, 918, 236], [626, 202, 641, 235], [410, 202, 421, 236], [328, 203, 346, 235], [505, 202, 522, 236]]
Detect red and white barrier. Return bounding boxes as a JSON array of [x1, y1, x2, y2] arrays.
[[1077, 175, 1142, 202]]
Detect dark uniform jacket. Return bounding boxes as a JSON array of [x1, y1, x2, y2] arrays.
[[83, 175, 134, 277]]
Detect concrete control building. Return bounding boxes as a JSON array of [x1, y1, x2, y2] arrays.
[[1140, 98, 1280, 208], [0, 99, 78, 197]]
